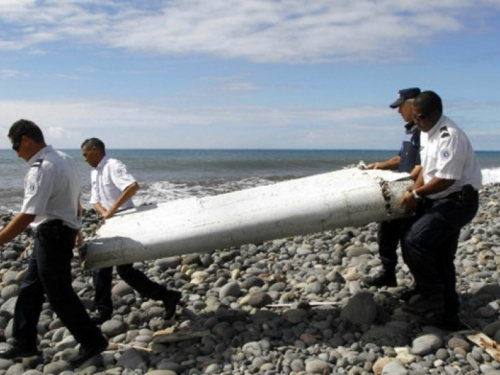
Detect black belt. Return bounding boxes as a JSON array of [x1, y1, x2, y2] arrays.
[[431, 185, 478, 204], [37, 219, 74, 232], [38, 219, 63, 229], [445, 191, 465, 201]]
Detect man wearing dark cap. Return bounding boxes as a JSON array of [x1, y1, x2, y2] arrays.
[[364, 87, 422, 288]]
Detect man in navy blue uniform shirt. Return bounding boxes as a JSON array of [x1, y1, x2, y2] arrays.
[[365, 87, 422, 288]]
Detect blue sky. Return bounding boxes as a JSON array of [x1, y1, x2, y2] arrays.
[[1, 0, 499, 150]]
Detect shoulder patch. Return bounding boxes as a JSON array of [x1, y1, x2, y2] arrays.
[[440, 149, 452, 160], [116, 166, 126, 177], [31, 158, 44, 168], [26, 180, 38, 195], [439, 127, 450, 138]]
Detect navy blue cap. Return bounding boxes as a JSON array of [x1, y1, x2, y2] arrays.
[[389, 87, 421, 108]]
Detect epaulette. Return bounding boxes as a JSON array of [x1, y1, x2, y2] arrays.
[[31, 158, 44, 168], [440, 126, 450, 138]]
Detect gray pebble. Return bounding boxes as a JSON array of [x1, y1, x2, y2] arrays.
[[411, 334, 444, 356], [0, 188, 499, 374]]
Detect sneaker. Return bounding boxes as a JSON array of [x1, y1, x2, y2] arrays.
[[162, 290, 181, 319], [364, 271, 397, 288], [0, 345, 39, 360], [90, 309, 111, 325], [70, 337, 108, 368]]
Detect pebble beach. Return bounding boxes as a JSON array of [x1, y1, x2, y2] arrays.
[[1, 184, 500, 375]]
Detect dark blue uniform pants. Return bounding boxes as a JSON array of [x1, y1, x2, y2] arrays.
[[401, 194, 479, 314], [377, 219, 405, 269], [13, 221, 104, 349], [93, 263, 166, 314]]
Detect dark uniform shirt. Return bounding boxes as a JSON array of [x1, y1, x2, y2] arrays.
[[398, 123, 420, 173]]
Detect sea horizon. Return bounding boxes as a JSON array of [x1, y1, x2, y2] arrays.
[[2, 147, 500, 151], [2, 148, 500, 213]]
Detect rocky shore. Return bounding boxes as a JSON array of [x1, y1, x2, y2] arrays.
[[1, 184, 500, 375]]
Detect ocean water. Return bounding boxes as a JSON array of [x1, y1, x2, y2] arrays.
[[1, 149, 500, 213]]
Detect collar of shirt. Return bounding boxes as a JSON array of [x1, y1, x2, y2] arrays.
[[404, 122, 414, 131], [95, 155, 110, 171], [426, 115, 445, 139], [404, 123, 418, 134], [28, 145, 53, 166]]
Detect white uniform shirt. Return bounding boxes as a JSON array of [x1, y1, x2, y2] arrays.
[[420, 115, 482, 199], [90, 156, 136, 211], [21, 145, 81, 229]]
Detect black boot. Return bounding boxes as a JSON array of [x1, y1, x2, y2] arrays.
[[402, 291, 445, 317], [90, 307, 112, 325], [364, 267, 397, 288], [162, 289, 181, 319], [399, 285, 422, 302]]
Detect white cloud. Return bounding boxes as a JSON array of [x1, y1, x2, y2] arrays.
[[2, 97, 496, 150], [0, 98, 392, 148], [0, 69, 26, 79], [199, 75, 260, 93], [0, 0, 498, 63], [45, 126, 72, 140]]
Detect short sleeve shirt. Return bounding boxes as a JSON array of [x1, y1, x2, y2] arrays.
[[397, 124, 421, 173], [90, 156, 136, 211], [420, 115, 483, 199], [21, 145, 81, 229]]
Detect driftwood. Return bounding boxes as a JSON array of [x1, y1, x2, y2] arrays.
[[107, 342, 153, 353], [152, 325, 210, 344], [266, 301, 341, 308], [467, 332, 500, 362]]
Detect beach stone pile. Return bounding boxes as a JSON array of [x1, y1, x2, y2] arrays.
[[1, 184, 500, 374]]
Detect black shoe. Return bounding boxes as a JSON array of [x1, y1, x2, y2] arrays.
[[162, 290, 181, 319], [402, 292, 445, 316], [70, 337, 108, 368], [400, 287, 422, 302], [90, 309, 111, 325], [432, 314, 468, 331], [364, 271, 397, 288], [0, 345, 39, 360]]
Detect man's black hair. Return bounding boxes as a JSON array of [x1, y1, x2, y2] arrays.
[[8, 119, 45, 143], [413, 91, 443, 114], [81, 138, 106, 154]]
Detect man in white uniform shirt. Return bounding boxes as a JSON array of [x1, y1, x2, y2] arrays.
[[81, 138, 181, 324], [400, 91, 482, 329], [0, 120, 107, 367]]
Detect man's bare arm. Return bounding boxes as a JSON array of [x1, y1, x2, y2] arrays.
[[102, 182, 140, 220], [0, 213, 36, 247], [367, 155, 401, 170]]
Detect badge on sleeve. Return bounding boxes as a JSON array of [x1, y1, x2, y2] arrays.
[[440, 149, 452, 160], [26, 179, 38, 195], [116, 167, 125, 177]]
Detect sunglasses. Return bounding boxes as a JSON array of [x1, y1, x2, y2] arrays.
[[412, 113, 429, 121], [12, 140, 21, 152], [412, 107, 438, 121]]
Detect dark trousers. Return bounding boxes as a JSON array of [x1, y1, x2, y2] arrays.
[[93, 263, 166, 313], [401, 194, 479, 314], [377, 219, 405, 269], [13, 221, 104, 349]]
